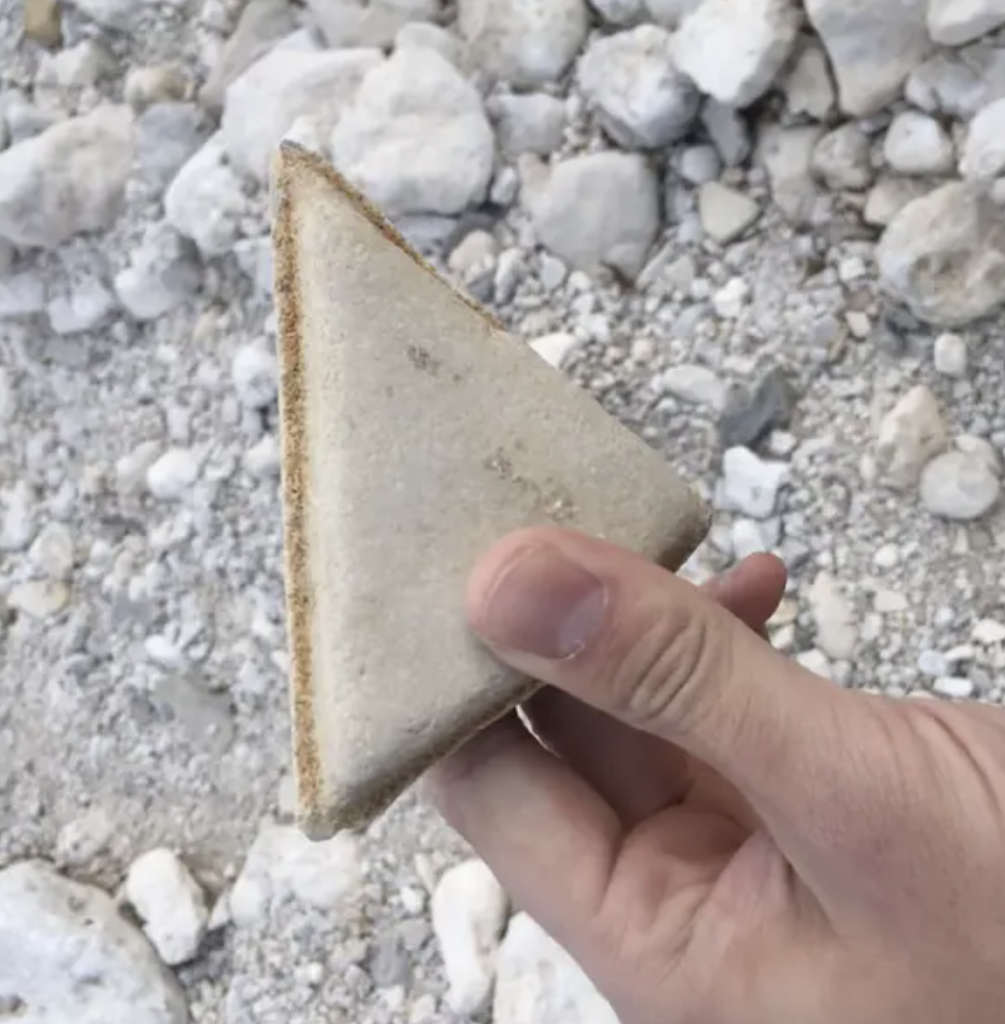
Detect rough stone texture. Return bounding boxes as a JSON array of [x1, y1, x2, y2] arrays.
[[0, 105, 133, 249], [0, 860, 189, 1024], [125, 848, 209, 966], [960, 97, 1005, 181], [883, 111, 955, 176], [222, 46, 382, 184], [672, 0, 802, 108], [524, 152, 661, 278], [928, 0, 1005, 46], [331, 47, 495, 218], [875, 385, 948, 491], [271, 144, 710, 837], [877, 182, 1005, 327], [164, 133, 248, 258], [457, 0, 591, 88], [578, 25, 699, 149], [804, 0, 932, 115], [432, 859, 509, 1015]]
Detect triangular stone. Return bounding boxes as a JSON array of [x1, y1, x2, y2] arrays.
[[271, 142, 711, 840]]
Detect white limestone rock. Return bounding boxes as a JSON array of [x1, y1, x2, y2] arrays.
[[164, 134, 247, 258], [874, 385, 948, 490], [804, 0, 932, 115], [523, 152, 660, 279], [883, 111, 955, 176], [671, 0, 801, 108], [331, 47, 495, 217], [0, 859, 189, 1024], [222, 46, 382, 183], [928, 0, 1005, 46], [228, 823, 362, 929], [960, 97, 1005, 181], [457, 0, 590, 88], [125, 849, 209, 967], [877, 182, 1005, 326], [578, 25, 699, 149], [0, 105, 133, 249], [431, 860, 509, 1016]]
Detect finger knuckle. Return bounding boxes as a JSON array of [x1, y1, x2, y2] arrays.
[[605, 600, 725, 736]]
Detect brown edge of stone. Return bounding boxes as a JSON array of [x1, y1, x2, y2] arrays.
[[270, 142, 512, 840]]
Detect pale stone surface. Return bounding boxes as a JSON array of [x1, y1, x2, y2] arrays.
[[876, 182, 1005, 326], [164, 134, 247, 258], [432, 859, 509, 1015], [883, 111, 955, 176], [457, 0, 590, 88], [928, 0, 1005, 46], [959, 97, 1005, 180], [0, 860, 189, 1024], [672, 0, 801, 108], [125, 848, 209, 966], [577, 25, 699, 148], [524, 151, 661, 278], [874, 385, 948, 490], [271, 144, 710, 838], [228, 823, 362, 928], [804, 0, 931, 116], [0, 105, 133, 249], [331, 47, 494, 217], [698, 181, 761, 243], [222, 46, 382, 183]]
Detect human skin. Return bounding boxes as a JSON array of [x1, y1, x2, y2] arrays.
[[425, 526, 1005, 1024]]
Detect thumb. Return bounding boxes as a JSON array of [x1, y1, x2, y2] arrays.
[[467, 527, 881, 872]]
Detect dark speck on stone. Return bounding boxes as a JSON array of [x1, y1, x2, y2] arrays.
[[719, 368, 798, 450]]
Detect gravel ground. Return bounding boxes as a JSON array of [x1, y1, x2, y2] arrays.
[[4, 0, 1005, 1021]]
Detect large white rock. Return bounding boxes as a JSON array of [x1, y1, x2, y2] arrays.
[[432, 859, 509, 1016], [960, 97, 1005, 180], [0, 105, 133, 249], [877, 182, 1005, 327], [164, 133, 248, 258], [927, 0, 1005, 46], [331, 47, 495, 217], [524, 152, 660, 279], [672, 0, 801, 108], [0, 859, 189, 1024], [578, 25, 699, 148], [222, 46, 382, 183], [493, 914, 619, 1024], [457, 0, 590, 88], [804, 0, 932, 116], [125, 849, 209, 967]]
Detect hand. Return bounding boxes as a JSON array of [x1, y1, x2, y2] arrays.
[[426, 527, 1005, 1024]]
